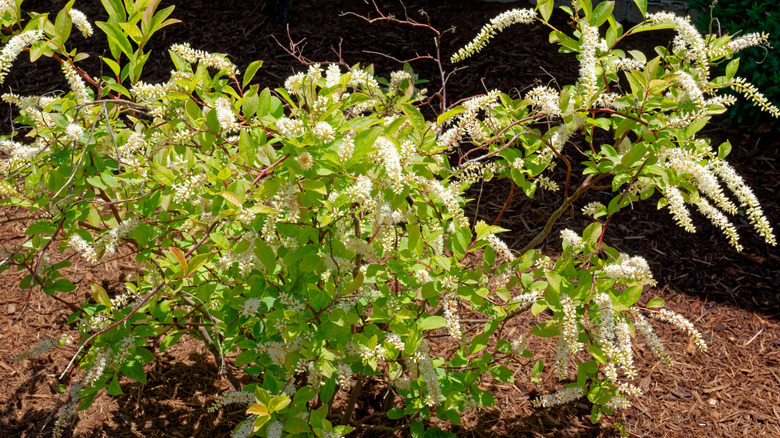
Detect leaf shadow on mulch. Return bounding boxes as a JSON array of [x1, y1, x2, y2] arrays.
[[2, 1, 779, 437]]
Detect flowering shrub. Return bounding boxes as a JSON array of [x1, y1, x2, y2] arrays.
[[1, 0, 777, 436]]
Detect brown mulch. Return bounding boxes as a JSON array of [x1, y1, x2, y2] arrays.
[[2, 1, 779, 437]]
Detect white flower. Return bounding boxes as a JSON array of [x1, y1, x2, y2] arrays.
[[0, 0, 15, 15], [267, 420, 283, 438], [727, 32, 769, 53], [70, 9, 93, 38], [61, 62, 90, 103], [312, 121, 335, 142], [69, 234, 97, 263], [532, 386, 584, 408], [241, 297, 261, 316], [560, 228, 583, 251], [0, 30, 45, 85], [579, 25, 601, 99], [325, 64, 341, 87], [214, 97, 239, 132], [284, 72, 305, 92], [207, 390, 255, 412], [296, 151, 313, 170], [66, 124, 84, 142], [170, 43, 237, 75], [652, 309, 707, 352], [276, 117, 304, 138], [451, 9, 537, 62], [375, 136, 404, 193], [663, 186, 695, 233], [526, 86, 560, 116]]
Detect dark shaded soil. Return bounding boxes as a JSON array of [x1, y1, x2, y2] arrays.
[[2, 1, 779, 437]]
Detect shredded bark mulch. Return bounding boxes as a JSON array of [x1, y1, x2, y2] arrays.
[[1, 1, 779, 437]]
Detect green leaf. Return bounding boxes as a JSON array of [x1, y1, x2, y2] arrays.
[[90, 283, 112, 309], [187, 252, 212, 275], [632, 0, 647, 17], [469, 332, 489, 354], [236, 350, 257, 367], [101, 0, 126, 22], [169, 247, 187, 276], [55, 1, 75, 43], [283, 417, 311, 434], [96, 21, 134, 59], [475, 222, 509, 241], [53, 279, 77, 292], [243, 60, 263, 88], [25, 220, 58, 235], [107, 374, 123, 395], [725, 58, 739, 80], [718, 141, 732, 160], [531, 322, 558, 338], [617, 285, 642, 307], [646, 297, 664, 308], [401, 103, 426, 138], [160, 332, 182, 352], [490, 365, 514, 383], [590, 1, 614, 27], [267, 395, 290, 412], [532, 359, 544, 377], [587, 344, 608, 363], [418, 315, 447, 331], [120, 360, 146, 383], [134, 347, 154, 364], [387, 407, 406, 419], [538, 0, 554, 21]]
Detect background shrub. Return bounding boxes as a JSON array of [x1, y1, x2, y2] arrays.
[[688, 0, 780, 129]]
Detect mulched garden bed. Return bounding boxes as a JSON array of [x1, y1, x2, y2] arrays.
[[1, 1, 779, 437]]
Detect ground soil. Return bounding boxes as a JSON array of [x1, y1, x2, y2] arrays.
[[1, 1, 779, 437]]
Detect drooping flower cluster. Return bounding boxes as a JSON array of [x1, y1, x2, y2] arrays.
[[208, 390, 255, 412], [69, 234, 98, 263], [436, 90, 500, 151], [532, 386, 584, 408], [101, 217, 138, 258], [70, 9, 93, 38], [726, 32, 770, 53], [484, 231, 514, 263], [405, 341, 442, 407], [170, 43, 238, 75], [61, 62, 91, 104], [440, 276, 462, 341], [674, 71, 705, 108], [65, 124, 84, 142], [0, 30, 45, 85], [172, 174, 203, 203], [633, 312, 673, 367], [648, 12, 709, 81], [451, 9, 537, 62], [2, 92, 55, 110], [651, 308, 707, 352], [727, 77, 780, 119], [0, 0, 14, 15], [710, 158, 776, 245], [662, 186, 695, 233]]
